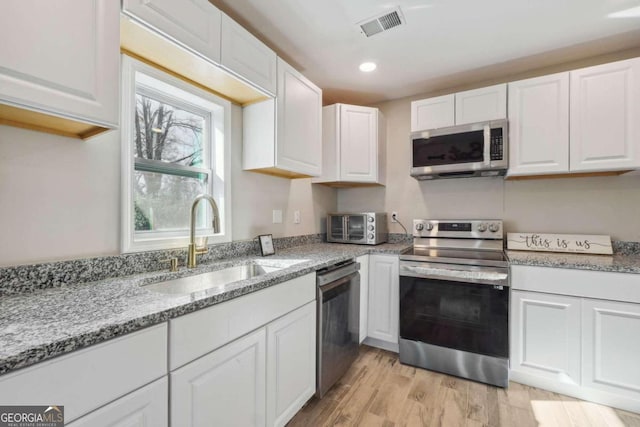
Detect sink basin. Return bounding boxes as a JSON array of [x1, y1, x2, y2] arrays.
[[143, 260, 306, 295]]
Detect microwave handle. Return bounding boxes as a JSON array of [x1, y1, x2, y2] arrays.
[[483, 125, 491, 166]]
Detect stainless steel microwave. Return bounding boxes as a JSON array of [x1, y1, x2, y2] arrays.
[[410, 119, 508, 180], [327, 212, 388, 245]]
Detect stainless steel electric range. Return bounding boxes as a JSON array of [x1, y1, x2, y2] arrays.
[[399, 219, 510, 388]]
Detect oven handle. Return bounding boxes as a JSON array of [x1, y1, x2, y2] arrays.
[[400, 263, 509, 287]]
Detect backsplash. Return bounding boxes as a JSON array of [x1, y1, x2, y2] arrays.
[[0, 234, 323, 297]]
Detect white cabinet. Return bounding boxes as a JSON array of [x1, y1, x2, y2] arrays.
[[366, 255, 399, 350], [0, 0, 119, 138], [314, 104, 385, 185], [266, 302, 316, 427], [357, 255, 370, 344], [570, 58, 640, 172], [122, 0, 222, 64], [67, 377, 168, 427], [582, 299, 640, 399], [220, 13, 277, 94], [455, 84, 508, 125], [410, 94, 454, 132], [508, 73, 570, 176], [243, 58, 322, 178], [511, 290, 581, 386], [171, 328, 267, 427]]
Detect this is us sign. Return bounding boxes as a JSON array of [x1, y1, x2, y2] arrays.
[[507, 233, 612, 255]]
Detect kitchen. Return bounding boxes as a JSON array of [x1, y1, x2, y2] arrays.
[[1, 0, 640, 426]]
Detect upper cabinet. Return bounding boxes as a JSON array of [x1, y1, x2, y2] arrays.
[[243, 58, 322, 178], [508, 58, 640, 177], [122, 0, 221, 64], [314, 103, 386, 186], [410, 84, 506, 131], [570, 58, 640, 172], [0, 0, 119, 139], [220, 13, 277, 95]]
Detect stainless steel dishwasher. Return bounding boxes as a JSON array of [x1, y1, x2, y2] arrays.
[[316, 260, 360, 398]]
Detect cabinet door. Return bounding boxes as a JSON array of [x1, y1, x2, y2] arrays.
[[410, 94, 455, 131], [367, 255, 399, 344], [508, 73, 570, 176], [276, 58, 323, 176], [266, 302, 316, 427], [570, 58, 640, 172], [455, 84, 507, 125], [357, 255, 370, 344], [582, 299, 640, 398], [510, 291, 581, 385], [171, 328, 266, 427], [67, 377, 167, 427], [123, 0, 221, 63], [340, 104, 378, 182], [0, 0, 118, 127]]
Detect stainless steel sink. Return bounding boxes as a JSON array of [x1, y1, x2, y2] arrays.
[[143, 260, 305, 295]]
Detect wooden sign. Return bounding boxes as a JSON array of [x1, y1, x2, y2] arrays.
[[507, 233, 612, 255]]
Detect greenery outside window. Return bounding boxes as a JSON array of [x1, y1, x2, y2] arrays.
[[121, 56, 231, 252]]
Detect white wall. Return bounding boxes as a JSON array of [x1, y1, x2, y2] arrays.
[[337, 97, 640, 242], [0, 107, 336, 266]]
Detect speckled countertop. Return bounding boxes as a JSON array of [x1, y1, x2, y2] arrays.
[[0, 242, 410, 376], [507, 250, 640, 274]]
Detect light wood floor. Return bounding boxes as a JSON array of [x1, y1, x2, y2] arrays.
[[289, 346, 640, 427]]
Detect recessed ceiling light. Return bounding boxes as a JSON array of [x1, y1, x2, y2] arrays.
[[359, 62, 377, 72]]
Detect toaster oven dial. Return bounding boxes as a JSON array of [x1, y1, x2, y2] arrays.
[[368, 233, 375, 239], [368, 225, 374, 231], [368, 216, 375, 222]]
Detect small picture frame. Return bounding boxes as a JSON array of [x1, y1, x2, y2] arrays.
[[258, 234, 275, 256]]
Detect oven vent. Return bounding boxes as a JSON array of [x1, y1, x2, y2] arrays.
[[357, 8, 405, 37]]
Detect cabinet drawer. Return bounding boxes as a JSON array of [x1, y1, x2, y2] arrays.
[[511, 265, 640, 303], [0, 324, 167, 423], [169, 273, 315, 370]]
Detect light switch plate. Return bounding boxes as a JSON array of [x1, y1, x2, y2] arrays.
[[294, 210, 301, 224], [272, 209, 283, 224]]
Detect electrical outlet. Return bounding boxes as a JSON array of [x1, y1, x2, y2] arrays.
[[391, 211, 398, 223], [294, 210, 301, 224]]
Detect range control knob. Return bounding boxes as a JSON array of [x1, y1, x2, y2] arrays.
[[416, 223, 424, 231], [425, 223, 434, 231], [477, 223, 487, 232], [489, 223, 500, 233], [368, 216, 375, 222], [368, 225, 375, 231], [368, 233, 375, 239]]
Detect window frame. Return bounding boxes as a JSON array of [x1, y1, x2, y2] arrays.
[[120, 55, 232, 253]]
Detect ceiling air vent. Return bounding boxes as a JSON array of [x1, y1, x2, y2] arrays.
[[357, 7, 405, 37]]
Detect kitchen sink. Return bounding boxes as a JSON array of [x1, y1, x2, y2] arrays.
[[143, 260, 306, 295]]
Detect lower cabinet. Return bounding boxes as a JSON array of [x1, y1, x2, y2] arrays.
[[67, 377, 168, 427], [365, 254, 399, 351]]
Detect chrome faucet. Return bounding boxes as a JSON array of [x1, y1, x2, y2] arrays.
[[187, 194, 220, 268]]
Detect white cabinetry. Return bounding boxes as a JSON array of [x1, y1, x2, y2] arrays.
[[357, 255, 370, 344], [508, 73, 570, 176], [510, 265, 640, 412], [171, 328, 267, 427], [366, 255, 399, 351], [122, 0, 221, 63], [0, 0, 119, 138], [243, 58, 322, 178], [455, 84, 508, 125], [411, 94, 454, 132], [220, 13, 277, 94], [266, 302, 316, 427], [315, 104, 385, 185], [570, 58, 640, 172], [67, 377, 168, 427]]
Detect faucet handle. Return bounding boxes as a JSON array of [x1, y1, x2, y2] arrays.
[[160, 257, 179, 272]]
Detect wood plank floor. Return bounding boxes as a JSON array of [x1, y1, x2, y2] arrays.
[[288, 346, 640, 427]]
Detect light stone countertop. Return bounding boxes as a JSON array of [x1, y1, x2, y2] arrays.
[[507, 250, 640, 274], [0, 242, 410, 376]]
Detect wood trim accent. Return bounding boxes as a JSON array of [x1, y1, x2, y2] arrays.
[[313, 181, 385, 188], [120, 16, 270, 107], [506, 170, 632, 180], [0, 104, 109, 140], [247, 167, 312, 179]]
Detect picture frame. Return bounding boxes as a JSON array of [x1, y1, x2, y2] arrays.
[[258, 234, 275, 256]]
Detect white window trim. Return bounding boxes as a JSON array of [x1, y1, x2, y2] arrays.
[[120, 55, 232, 253]]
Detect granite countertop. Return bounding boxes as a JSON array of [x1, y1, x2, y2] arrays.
[[0, 242, 410, 376], [507, 250, 640, 274]]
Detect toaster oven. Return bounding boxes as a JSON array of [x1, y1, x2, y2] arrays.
[[327, 212, 388, 245]]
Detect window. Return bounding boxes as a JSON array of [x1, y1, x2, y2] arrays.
[[121, 56, 231, 252]]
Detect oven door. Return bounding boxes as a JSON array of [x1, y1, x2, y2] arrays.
[[399, 261, 509, 358], [345, 214, 367, 243]]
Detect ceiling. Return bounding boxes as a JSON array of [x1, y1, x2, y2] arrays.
[[210, 0, 640, 105]]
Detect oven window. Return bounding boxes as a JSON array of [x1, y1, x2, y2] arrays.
[[413, 130, 484, 167], [346, 215, 365, 241], [399, 276, 508, 358]]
